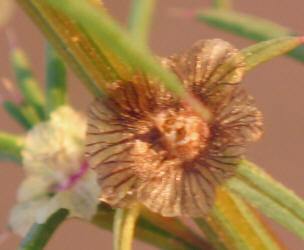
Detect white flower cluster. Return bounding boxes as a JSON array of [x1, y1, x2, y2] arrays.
[[9, 106, 100, 236]]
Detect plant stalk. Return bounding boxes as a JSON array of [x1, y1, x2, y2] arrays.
[[113, 204, 141, 250], [18, 209, 69, 250]]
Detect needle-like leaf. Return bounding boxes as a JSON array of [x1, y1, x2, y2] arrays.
[[197, 9, 304, 63], [196, 187, 283, 250], [0, 131, 23, 163], [2, 101, 38, 130], [241, 36, 304, 72], [227, 160, 304, 240], [45, 43, 67, 114], [18, 209, 69, 250], [128, 0, 156, 45], [10, 48, 46, 120]]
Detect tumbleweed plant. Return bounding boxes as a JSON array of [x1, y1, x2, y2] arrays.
[[1, 0, 304, 249]]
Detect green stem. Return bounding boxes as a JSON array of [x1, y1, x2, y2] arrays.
[[113, 204, 141, 250], [18, 209, 69, 250], [128, 0, 156, 45]]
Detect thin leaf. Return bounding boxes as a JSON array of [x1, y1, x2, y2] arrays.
[[2, 101, 39, 130], [226, 160, 304, 239], [128, 0, 156, 45], [208, 205, 250, 250], [44, 0, 212, 121], [46, 43, 67, 114], [16, 0, 129, 97], [10, 48, 46, 120], [196, 188, 282, 250], [227, 193, 283, 250], [44, 0, 183, 95], [18, 209, 69, 250], [0, 131, 23, 163], [197, 9, 304, 63], [241, 36, 303, 72]]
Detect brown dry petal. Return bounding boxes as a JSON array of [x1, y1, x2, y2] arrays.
[[85, 39, 263, 217], [163, 39, 246, 100]]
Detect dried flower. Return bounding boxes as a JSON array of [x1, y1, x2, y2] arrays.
[[86, 39, 263, 217], [9, 106, 100, 236]]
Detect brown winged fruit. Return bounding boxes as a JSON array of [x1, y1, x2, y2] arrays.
[[85, 39, 263, 217]]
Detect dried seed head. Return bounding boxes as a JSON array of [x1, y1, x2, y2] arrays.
[[150, 106, 209, 161], [85, 39, 263, 217]]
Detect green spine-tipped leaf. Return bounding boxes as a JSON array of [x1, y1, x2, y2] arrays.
[[226, 160, 304, 239], [197, 9, 304, 63], [128, 0, 156, 45], [11, 48, 46, 120], [2, 101, 39, 130], [18, 209, 69, 250], [0, 132, 23, 163], [46, 43, 67, 114], [241, 36, 303, 72]]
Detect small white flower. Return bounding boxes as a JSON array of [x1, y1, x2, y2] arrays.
[[9, 106, 100, 237]]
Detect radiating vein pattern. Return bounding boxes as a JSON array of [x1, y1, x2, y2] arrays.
[[86, 39, 263, 217]]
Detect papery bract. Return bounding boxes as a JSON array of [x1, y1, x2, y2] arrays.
[[86, 39, 263, 217]]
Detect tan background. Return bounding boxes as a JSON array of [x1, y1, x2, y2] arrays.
[[1, 0, 304, 249]]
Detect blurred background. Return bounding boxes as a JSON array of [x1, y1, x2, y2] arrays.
[[0, 0, 304, 249]]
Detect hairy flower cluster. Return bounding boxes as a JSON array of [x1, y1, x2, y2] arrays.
[[10, 106, 100, 236], [86, 39, 263, 217]]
